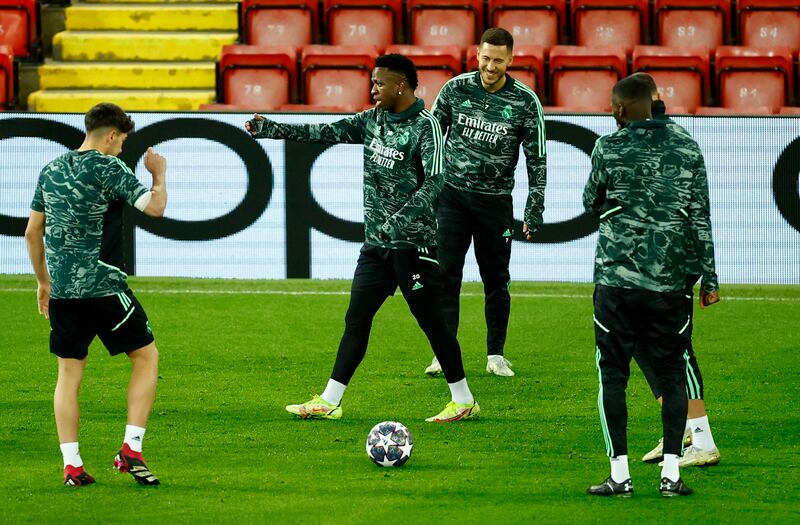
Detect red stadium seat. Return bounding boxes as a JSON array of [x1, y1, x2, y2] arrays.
[[549, 46, 627, 111], [324, 0, 402, 50], [0, 45, 13, 109], [278, 103, 359, 112], [466, 44, 546, 95], [0, 0, 38, 58], [632, 45, 711, 112], [571, 0, 649, 54], [737, 1, 800, 53], [695, 106, 773, 114], [301, 45, 377, 108], [408, 0, 483, 48], [715, 46, 794, 113], [219, 45, 297, 109], [654, 0, 730, 50], [385, 45, 461, 107], [488, 0, 567, 49], [778, 106, 800, 114], [242, 0, 318, 48]]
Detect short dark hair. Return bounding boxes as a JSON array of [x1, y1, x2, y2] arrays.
[[629, 72, 658, 98], [612, 75, 652, 105], [85, 102, 135, 134], [480, 27, 514, 51], [375, 53, 419, 90]]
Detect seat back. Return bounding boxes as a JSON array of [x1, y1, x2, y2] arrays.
[[243, 0, 318, 48], [715, 46, 794, 112], [738, 0, 800, 52], [571, 0, 649, 54], [408, 0, 483, 48], [655, 0, 730, 49], [466, 44, 545, 95], [488, 0, 566, 49], [0, 45, 12, 108], [0, 0, 37, 58], [301, 45, 377, 108], [220, 45, 297, 108], [324, 0, 402, 49], [549, 45, 627, 111], [633, 45, 710, 111], [386, 45, 461, 107]]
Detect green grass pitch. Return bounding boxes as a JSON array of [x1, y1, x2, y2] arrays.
[[1, 275, 799, 524]]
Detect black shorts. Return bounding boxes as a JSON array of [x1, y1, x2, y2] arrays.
[[351, 243, 442, 298], [49, 290, 155, 359]]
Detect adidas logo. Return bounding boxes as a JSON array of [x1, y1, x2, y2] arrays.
[[460, 100, 472, 108], [132, 436, 142, 441], [694, 427, 703, 433], [412, 282, 424, 291], [502, 229, 512, 238]]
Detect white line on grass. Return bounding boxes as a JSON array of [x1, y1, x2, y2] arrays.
[[1, 287, 799, 302]]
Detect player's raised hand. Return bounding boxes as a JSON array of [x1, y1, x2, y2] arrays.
[[699, 289, 720, 309], [245, 113, 267, 137], [144, 147, 166, 177]]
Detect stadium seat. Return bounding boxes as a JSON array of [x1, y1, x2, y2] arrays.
[[778, 106, 800, 114], [632, 46, 711, 112], [737, 1, 800, 53], [219, 45, 297, 109], [408, 0, 483, 48], [324, 0, 402, 50], [715, 46, 794, 112], [549, 46, 627, 111], [0, 45, 13, 109], [487, 0, 566, 49], [301, 45, 377, 108], [278, 103, 359, 112], [466, 44, 546, 95], [385, 45, 461, 107], [571, 0, 649, 54], [654, 0, 730, 50], [0, 0, 38, 58], [242, 0, 318, 48], [695, 105, 773, 114]]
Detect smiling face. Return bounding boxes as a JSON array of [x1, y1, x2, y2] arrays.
[[371, 67, 406, 111], [477, 42, 513, 92]]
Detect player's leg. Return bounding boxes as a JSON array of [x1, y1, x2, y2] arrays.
[[642, 289, 692, 495], [97, 291, 160, 485], [472, 193, 514, 376], [428, 186, 474, 376], [49, 298, 95, 486], [287, 245, 391, 419], [587, 285, 635, 497], [395, 247, 478, 422]]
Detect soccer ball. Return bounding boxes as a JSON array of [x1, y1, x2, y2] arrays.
[[365, 421, 414, 467]]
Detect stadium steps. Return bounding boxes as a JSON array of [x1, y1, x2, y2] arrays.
[[28, 1, 238, 112]]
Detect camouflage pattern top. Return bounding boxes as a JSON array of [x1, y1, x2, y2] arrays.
[[652, 100, 701, 277], [583, 119, 718, 293], [31, 150, 149, 299], [252, 99, 443, 249], [431, 71, 547, 229]]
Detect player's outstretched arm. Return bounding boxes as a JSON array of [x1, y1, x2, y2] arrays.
[[142, 147, 167, 217], [245, 112, 368, 144], [24, 210, 50, 319]]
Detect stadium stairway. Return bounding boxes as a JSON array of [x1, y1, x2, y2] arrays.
[[27, 0, 239, 111]]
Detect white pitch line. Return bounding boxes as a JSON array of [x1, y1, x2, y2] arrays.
[[1, 287, 799, 302]]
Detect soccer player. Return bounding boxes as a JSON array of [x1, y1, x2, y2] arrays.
[[583, 76, 719, 497], [423, 27, 546, 378], [25, 102, 167, 486], [245, 54, 479, 423], [629, 73, 721, 468]]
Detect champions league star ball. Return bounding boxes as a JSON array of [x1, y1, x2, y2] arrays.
[[366, 421, 414, 467]]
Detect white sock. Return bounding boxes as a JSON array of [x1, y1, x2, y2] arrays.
[[321, 379, 347, 406], [688, 415, 716, 451], [60, 442, 82, 468], [610, 455, 630, 483], [447, 378, 474, 404], [124, 425, 146, 453], [661, 454, 680, 482]]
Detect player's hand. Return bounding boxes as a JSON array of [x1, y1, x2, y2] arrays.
[[37, 281, 50, 320], [245, 113, 266, 137], [699, 289, 720, 309], [522, 223, 534, 241], [144, 147, 166, 177]]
